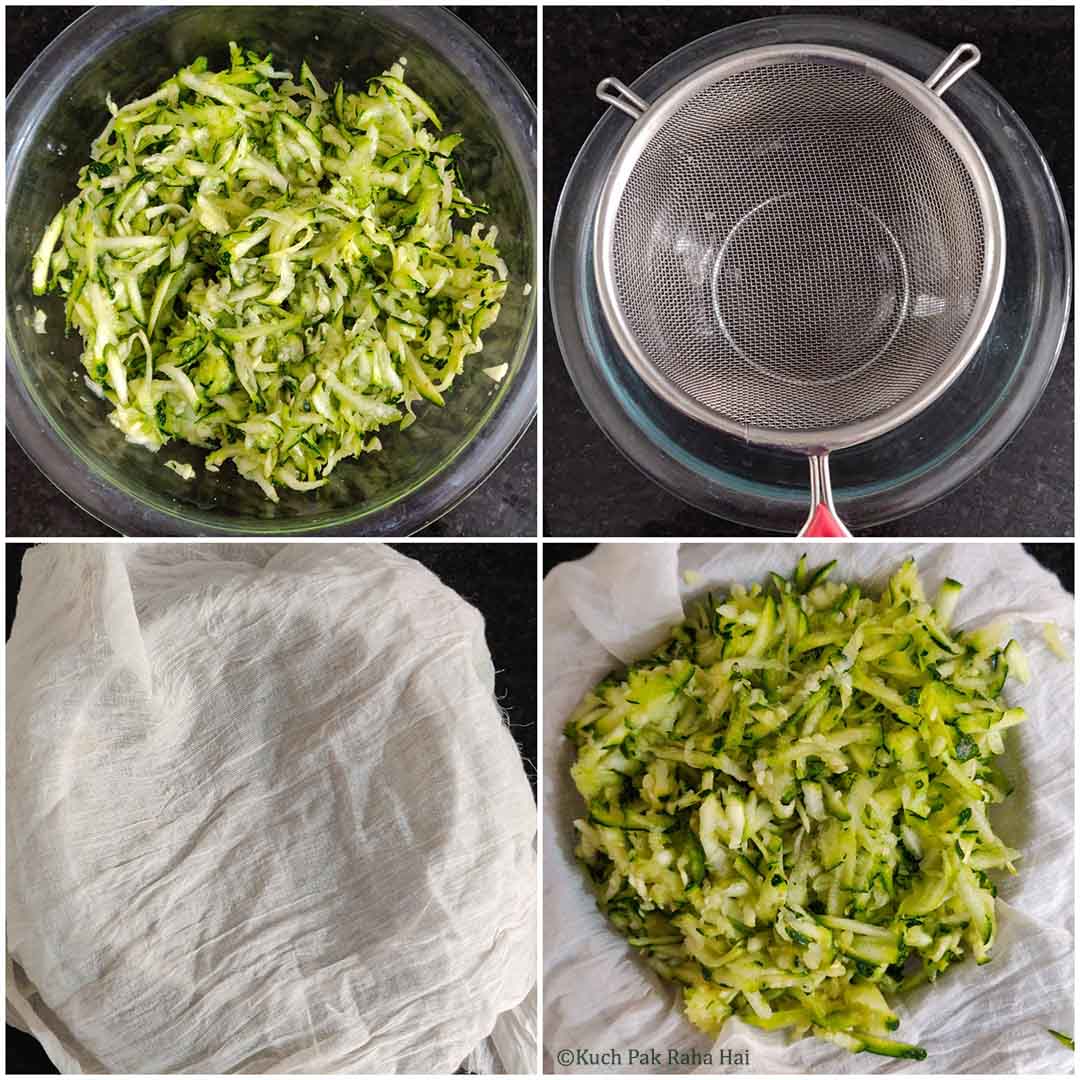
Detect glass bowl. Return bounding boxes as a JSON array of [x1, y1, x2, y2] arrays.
[[7, 6, 536, 536], [550, 16, 1070, 532]]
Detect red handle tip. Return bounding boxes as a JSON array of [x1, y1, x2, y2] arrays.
[[802, 503, 850, 538]]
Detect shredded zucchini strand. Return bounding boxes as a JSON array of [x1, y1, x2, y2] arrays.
[[31, 44, 508, 501], [567, 556, 1027, 1061]]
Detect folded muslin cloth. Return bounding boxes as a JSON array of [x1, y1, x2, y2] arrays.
[[8, 543, 536, 1074]]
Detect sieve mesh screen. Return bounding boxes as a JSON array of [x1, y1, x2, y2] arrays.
[[607, 55, 990, 434]]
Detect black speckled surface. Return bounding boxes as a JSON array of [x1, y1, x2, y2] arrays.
[[5, 539, 537, 1074], [543, 6, 1074, 538], [5, 6, 537, 539]]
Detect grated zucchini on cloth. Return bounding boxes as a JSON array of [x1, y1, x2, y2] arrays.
[[30, 44, 508, 500], [566, 557, 1027, 1060]]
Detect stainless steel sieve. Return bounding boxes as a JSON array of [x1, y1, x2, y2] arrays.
[[593, 43, 1005, 536]]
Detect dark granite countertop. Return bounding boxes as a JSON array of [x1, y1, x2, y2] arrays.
[[5, 6, 536, 538], [544, 6, 1074, 537], [5, 539, 536, 1074]]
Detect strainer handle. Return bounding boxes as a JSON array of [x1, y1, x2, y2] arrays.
[[798, 453, 852, 538], [596, 77, 648, 120], [924, 43, 981, 97]]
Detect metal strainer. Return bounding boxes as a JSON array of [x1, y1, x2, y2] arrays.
[[593, 43, 1005, 536]]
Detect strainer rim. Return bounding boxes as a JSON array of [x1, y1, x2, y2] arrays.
[[593, 42, 1006, 450]]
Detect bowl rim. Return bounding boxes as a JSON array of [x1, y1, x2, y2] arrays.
[[6, 4, 537, 537]]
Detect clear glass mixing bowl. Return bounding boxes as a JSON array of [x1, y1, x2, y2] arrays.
[[550, 16, 1070, 532], [8, 6, 536, 536]]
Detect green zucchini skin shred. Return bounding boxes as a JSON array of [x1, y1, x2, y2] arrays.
[[30, 44, 508, 500], [567, 557, 1026, 1060]]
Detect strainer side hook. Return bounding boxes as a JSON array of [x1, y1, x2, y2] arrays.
[[596, 77, 648, 120], [925, 43, 981, 96]]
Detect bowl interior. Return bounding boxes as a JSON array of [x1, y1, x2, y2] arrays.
[[7, 6, 535, 534]]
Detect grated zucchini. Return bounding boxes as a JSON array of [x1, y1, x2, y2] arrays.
[[1043, 622, 1068, 660], [567, 556, 1028, 1060], [30, 44, 507, 501]]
